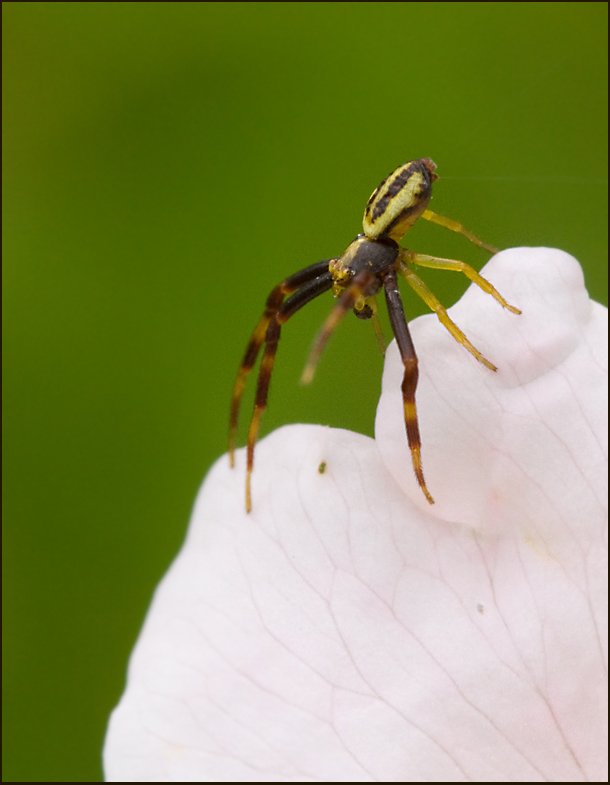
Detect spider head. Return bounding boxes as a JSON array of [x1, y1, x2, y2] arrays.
[[363, 158, 438, 243]]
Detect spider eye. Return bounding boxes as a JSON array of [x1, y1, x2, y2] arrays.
[[363, 158, 437, 242]]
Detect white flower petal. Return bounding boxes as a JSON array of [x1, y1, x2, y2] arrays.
[[105, 248, 607, 782]]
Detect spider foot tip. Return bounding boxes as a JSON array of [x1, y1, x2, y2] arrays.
[[480, 357, 497, 372], [422, 487, 435, 504], [300, 367, 315, 386]]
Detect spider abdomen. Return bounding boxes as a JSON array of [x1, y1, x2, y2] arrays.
[[363, 158, 438, 242]]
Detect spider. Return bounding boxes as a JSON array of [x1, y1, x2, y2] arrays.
[[229, 158, 521, 512]]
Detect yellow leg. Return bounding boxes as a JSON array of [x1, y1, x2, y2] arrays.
[[397, 253, 497, 371], [301, 270, 374, 385], [404, 249, 521, 314], [422, 209, 499, 255], [368, 296, 387, 356]]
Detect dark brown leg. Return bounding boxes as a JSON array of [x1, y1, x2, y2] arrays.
[[229, 260, 332, 466], [383, 269, 434, 505], [244, 272, 334, 512]]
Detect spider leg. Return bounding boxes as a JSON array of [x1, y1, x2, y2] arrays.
[[368, 295, 387, 356], [229, 260, 332, 466], [301, 269, 376, 385], [397, 250, 497, 371], [421, 209, 499, 255], [404, 249, 521, 314], [383, 269, 434, 505], [245, 271, 334, 512]]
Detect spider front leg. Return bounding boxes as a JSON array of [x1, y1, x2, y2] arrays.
[[383, 268, 434, 505], [229, 260, 332, 467], [243, 271, 334, 512]]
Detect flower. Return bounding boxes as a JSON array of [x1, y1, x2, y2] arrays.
[[105, 248, 607, 782]]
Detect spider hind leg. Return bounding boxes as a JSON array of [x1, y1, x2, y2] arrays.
[[405, 249, 521, 314], [398, 251, 498, 371], [421, 209, 499, 255], [301, 269, 376, 386]]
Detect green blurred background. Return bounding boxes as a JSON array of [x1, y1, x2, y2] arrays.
[[3, 3, 607, 781]]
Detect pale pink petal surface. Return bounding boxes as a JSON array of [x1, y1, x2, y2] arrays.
[[105, 248, 607, 782]]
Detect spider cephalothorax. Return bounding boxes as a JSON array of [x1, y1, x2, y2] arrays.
[[229, 158, 520, 512]]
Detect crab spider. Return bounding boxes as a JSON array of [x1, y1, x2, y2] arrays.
[[229, 158, 521, 512]]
